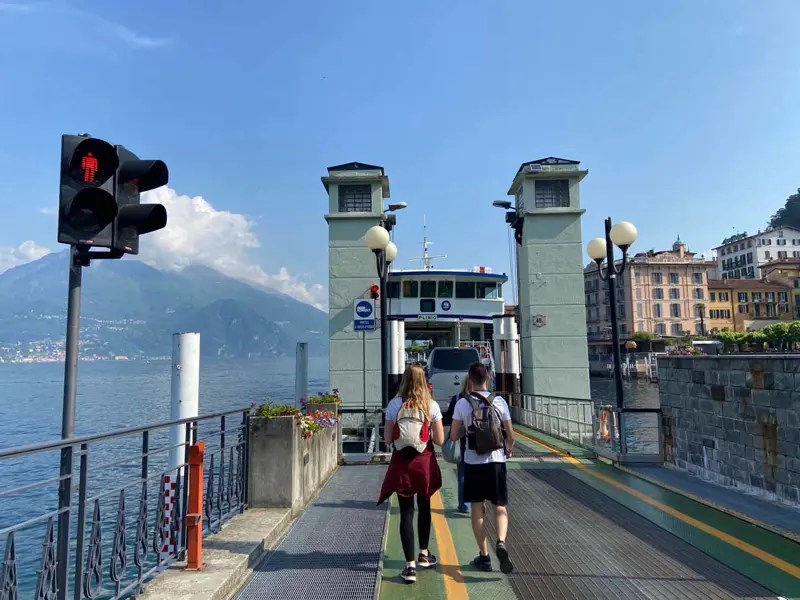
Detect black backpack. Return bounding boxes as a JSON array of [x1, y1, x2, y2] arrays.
[[466, 392, 504, 455]]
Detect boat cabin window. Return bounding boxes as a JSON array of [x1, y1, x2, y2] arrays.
[[402, 281, 418, 298], [431, 348, 479, 371], [477, 282, 498, 299], [419, 299, 435, 313], [387, 281, 400, 298], [456, 282, 475, 299], [338, 184, 372, 212], [420, 281, 437, 297], [437, 281, 453, 298]]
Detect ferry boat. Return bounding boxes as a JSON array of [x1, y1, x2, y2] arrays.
[[385, 221, 509, 402]]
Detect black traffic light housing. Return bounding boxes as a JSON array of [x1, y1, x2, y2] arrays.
[[58, 135, 120, 247], [57, 134, 168, 259], [113, 146, 168, 255], [370, 283, 380, 300]]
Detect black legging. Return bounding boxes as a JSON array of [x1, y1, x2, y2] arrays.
[[397, 494, 432, 562]]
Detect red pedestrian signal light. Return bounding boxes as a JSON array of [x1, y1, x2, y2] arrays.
[[370, 284, 380, 300]]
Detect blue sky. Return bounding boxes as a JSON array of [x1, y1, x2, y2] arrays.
[[0, 0, 799, 307]]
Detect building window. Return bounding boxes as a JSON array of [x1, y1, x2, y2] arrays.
[[652, 272, 663, 284], [778, 251, 788, 258], [779, 291, 788, 302], [765, 291, 775, 303], [694, 288, 704, 300], [669, 272, 679, 284], [654, 288, 664, 300], [669, 288, 680, 300], [695, 323, 703, 334], [747, 252, 753, 264], [637, 303, 643, 317], [634, 270, 641, 283], [387, 281, 400, 298], [455, 282, 475, 299], [752, 292, 762, 303], [534, 179, 570, 208], [402, 281, 419, 298], [337, 184, 372, 212], [437, 281, 453, 298], [636, 288, 642, 300], [719, 292, 729, 302], [654, 304, 662, 318], [637, 321, 645, 332], [710, 292, 716, 301], [670, 303, 681, 318], [671, 323, 682, 336], [420, 281, 437, 298], [655, 323, 666, 336], [693, 272, 703, 284], [779, 303, 789, 313], [738, 304, 749, 313], [477, 282, 498, 299], [738, 292, 748, 303], [765, 304, 776, 317], [765, 251, 771, 259]]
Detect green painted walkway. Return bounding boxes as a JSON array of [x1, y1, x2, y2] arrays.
[[378, 429, 800, 600]]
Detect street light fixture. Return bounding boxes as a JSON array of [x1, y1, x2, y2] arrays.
[[586, 218, 638, 454], [365, 224, 398, 408]]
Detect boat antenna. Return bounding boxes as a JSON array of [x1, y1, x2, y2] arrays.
[[409, 215, 446, 269]]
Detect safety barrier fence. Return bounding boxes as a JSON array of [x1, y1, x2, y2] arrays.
[[0, 407, 250, 600]]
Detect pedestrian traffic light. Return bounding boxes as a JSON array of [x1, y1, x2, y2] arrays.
[[112, 146, 168, 255], [58, 135, 120, 247], [370, 284, 380, 300]]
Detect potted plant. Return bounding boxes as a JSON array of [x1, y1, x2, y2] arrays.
[[302, 389, 341, 416]]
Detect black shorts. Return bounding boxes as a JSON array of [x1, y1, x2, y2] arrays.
[[463, 462, 508, 506]]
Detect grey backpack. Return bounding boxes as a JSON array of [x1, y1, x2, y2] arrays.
[[467, 392, 504, 455]]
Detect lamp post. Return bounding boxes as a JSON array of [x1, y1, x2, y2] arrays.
[[365, 225, 398, 408], [586, 218, 638, 454]]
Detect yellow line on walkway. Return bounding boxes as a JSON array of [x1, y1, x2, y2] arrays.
[[430, 491, 469, 600], [516, 430, 800, 579]]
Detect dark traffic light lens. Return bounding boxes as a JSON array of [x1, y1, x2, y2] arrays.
[[64, 189, 118, 233]]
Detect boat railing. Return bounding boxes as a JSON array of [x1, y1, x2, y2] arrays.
[[0, 407, 251, 600], [338, 407, 389, 463]]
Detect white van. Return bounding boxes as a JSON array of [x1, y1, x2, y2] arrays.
[[425, 346, 481, 407]]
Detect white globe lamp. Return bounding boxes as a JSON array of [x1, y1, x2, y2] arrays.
[[586, 237, 607, 261], [610, 221, 638, 249], [385, 240, 398, 263], [365, 225, 390, 251]]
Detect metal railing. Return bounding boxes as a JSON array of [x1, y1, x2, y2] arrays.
[[507, 393, 596, 449], [506, 393, 663, 462], [338, 407, 388, 462], [0, 407, 250, 600]]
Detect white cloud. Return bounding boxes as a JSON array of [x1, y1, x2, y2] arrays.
[[0, 240, 52, 273], [40, 207, 57, 215], [138, 187, 327, 310], [1, 1, 170, 49]]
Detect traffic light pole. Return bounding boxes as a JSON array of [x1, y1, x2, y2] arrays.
[[56, 245, 87, 600]]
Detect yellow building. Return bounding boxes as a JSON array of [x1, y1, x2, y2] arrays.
[[707, 278, 793, 332], [761, 258, 800, 318]]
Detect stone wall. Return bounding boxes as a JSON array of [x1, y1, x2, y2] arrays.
[[658, 355, 800, 506]]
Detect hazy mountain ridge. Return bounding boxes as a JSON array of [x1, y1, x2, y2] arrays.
[[0, 251, 327, 360]]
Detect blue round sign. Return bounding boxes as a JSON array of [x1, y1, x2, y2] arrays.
[[441, 300, 452, 311], [355, 300, 374, 318]]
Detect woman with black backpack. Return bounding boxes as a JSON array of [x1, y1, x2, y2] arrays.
[[377, 364, 445, 583]]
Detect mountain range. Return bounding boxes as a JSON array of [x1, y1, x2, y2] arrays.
[[0, 251, 328, 360]]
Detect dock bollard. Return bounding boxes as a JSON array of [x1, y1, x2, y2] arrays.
[[184, 441, 206, 571]]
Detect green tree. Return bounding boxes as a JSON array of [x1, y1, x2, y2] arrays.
[[768, 188, 800, 229]]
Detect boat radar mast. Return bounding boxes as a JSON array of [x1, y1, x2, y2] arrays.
[[408, 216, 446, 270]]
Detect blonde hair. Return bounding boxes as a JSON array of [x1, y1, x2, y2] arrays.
[[459, 376, 472, 397], [397, 364, 433, 420]]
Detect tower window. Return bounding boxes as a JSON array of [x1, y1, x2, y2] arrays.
[[338, 184, 372, 212], [534, 179, 570, 208]]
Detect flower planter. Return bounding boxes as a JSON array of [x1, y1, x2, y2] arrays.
[[248, 415, 338, 514], [304, 403, 339, 417]]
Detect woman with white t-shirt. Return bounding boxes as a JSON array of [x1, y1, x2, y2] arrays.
[[377, 364, 445, 583]]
